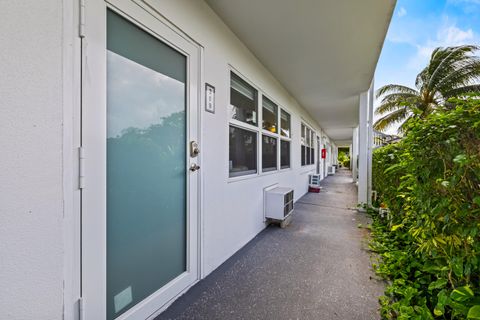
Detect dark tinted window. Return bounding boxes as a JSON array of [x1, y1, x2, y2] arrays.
[[229, 126, 257, 177], [262, 135, 277, 172], [281, 140, 290, 169], [301, 145, 306, 166]]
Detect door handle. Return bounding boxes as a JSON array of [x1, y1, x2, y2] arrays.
[[189, 163, 200, 172]]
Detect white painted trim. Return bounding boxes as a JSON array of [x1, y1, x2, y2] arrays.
[[81, 1, 202, 318], [81, 0, 107, 317], [197, 35, 206, 283], [62, 0, 82, 318], [367, 79, 374, 206], [229, 118, 260, 132], [358, 90, 369, 205]]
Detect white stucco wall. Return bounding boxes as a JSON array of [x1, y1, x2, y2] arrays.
[[0, 1, 338, 318], [0, 1, 64, 319]]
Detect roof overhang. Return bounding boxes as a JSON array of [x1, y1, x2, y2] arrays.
[[206, 0, 396, 144]]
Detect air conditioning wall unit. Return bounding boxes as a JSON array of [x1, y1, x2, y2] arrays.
[[309, 174, 321, 186], [265, 187, 294, 221], [327, 166, 336, 175]]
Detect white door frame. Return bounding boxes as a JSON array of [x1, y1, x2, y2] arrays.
[[81, 1, 202, 319]]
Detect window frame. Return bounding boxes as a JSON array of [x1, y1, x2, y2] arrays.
[[228, 71, 260, 179], [278, 108, 292, 171], [280, 109, 291, 138], [300, 121, 317, 167], [228, 69, 292, 181], [228, 123, 259, 178], [262, 92, 292, 172], [229, 72, 258, 127], [261, 133, 278, 172], [262, 96, 278, 134], [280, 139, 291, 170]]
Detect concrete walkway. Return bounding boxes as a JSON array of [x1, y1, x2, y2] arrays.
[[157, 169, 384, 320]]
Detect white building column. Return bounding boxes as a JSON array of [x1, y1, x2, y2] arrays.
[[351, 127, 359, 182], [367, 80, 374, 206], [357, 81, 374, 206], [333, 145, 338, 166], [349, 143, 353, 170]]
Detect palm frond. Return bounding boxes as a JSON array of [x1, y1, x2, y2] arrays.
[[376, 45, 480, 133], [376, 84, 418, 99], [443, 84, 480, 98], [428, 45, 480, 92], [375, 101, 403, 116], [415, 67, 429, 90], [373, 107, 409, 132], [427, 46, 450, 77], [380, 93, 419, 105], [434, 59, 480, 93]]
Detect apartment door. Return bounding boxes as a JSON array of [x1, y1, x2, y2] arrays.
[[81, 1, 200, 319]]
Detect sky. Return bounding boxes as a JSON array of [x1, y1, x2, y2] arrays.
[[374, 0, 480, 134]]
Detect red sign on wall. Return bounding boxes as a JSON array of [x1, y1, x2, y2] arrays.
[[321, 148, 326, 159]]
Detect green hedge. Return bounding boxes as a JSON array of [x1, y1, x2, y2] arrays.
[[370, 97, 480, 319]]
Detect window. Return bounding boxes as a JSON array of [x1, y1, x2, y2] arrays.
[[279, 109, 292, 169], [230, 72, 257, 126], [301, 123, 316, 166], [228, 71, 291, 177], [310, 130, 315, 164], [281, 140, 290, 169], [229, 72, 258, 177], [280, 110, 291, 138], [301, 124, 306, 166], [306, 127, 311, 165], [229, 126, 257, 177], [262, 97, 277, 133], [262, 135, 277, 172]]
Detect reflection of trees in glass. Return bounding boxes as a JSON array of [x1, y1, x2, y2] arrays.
[[107, 111, 186, 320]]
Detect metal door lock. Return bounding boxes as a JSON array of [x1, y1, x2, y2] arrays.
[[190, 141, 200, 157], [189, 163, 200, 172]]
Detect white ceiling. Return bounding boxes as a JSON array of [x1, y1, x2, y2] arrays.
[[206, 0, 395, 144]]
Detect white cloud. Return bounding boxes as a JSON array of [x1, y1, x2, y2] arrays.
[[397, 7, 407, 17], [448, 0, 480, 4], [439, 24, 475, 43], [447, 0, 480, 13], [407, 20, 477, 70]]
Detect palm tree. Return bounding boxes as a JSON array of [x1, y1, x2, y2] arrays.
[[374, 45, 480, 133]]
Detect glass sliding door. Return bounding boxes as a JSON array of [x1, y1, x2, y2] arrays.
[[106, 10, 187, 319]]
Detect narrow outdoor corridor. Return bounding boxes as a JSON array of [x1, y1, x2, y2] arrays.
[[157, 169, 384, 320]]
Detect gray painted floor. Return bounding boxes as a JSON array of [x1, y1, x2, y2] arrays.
[[156, 169, 384, 320]]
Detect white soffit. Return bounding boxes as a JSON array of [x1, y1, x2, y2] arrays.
[[206, 0, 396, 143]]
